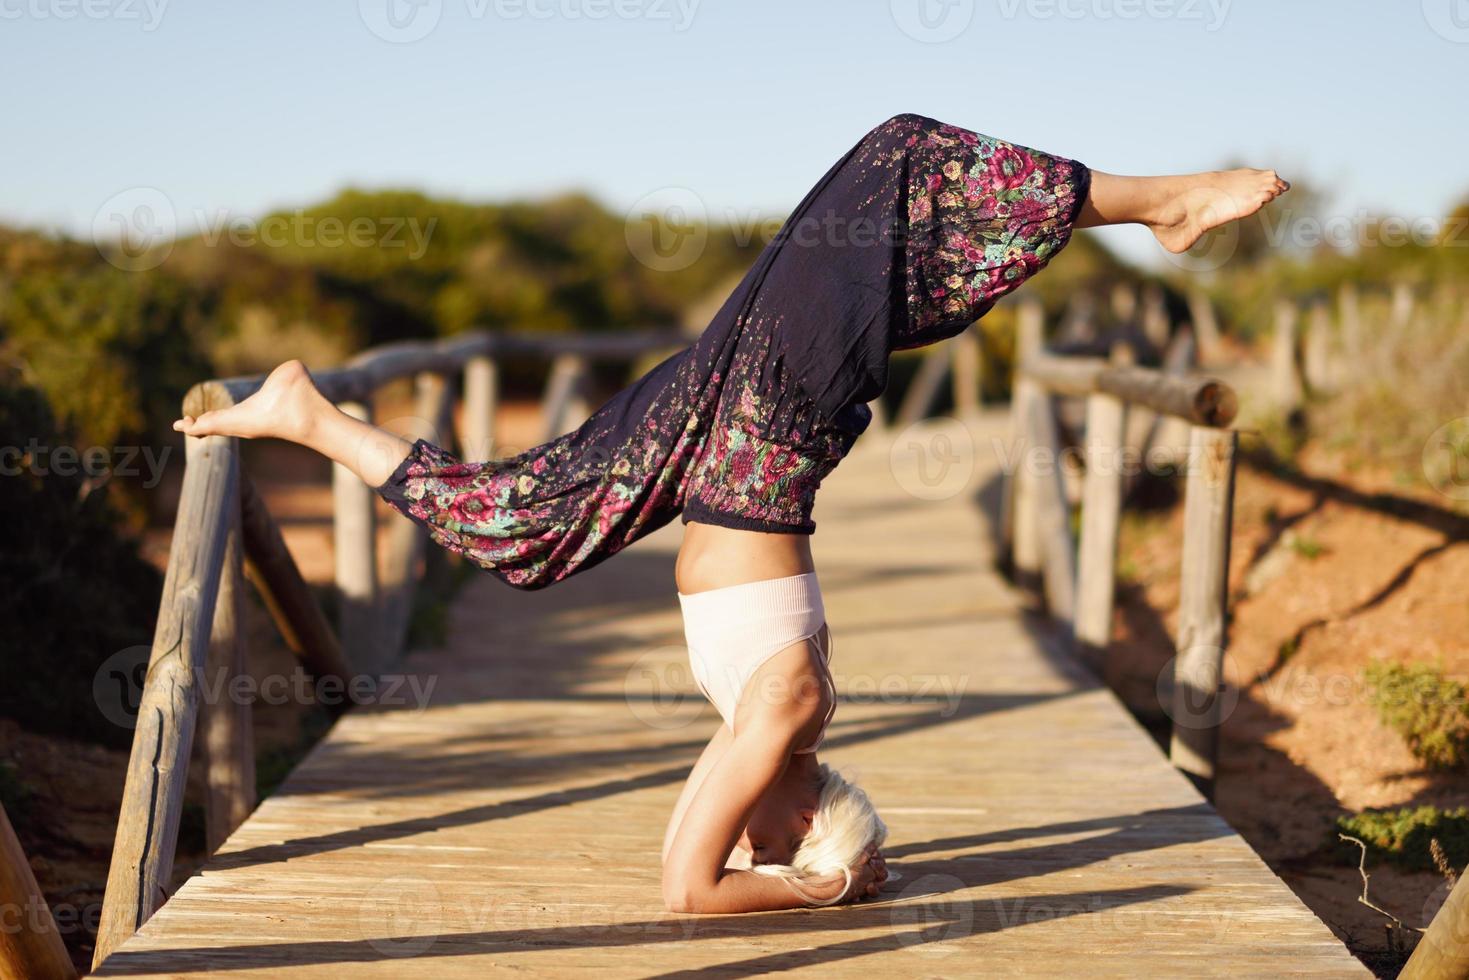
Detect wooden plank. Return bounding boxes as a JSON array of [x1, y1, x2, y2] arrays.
[[333, 402, 381, 676], [0, 804, 75, 980], [1020, 355, 1236, 428], [1073, 391, 1126, 667], [186, 330, 689, 413], [238, 476, 353, 699], [1168, 426, 1239, 798], [93, 434, 238, 968], [203, 477, 255, 853], [93, 411, 1366, 978]]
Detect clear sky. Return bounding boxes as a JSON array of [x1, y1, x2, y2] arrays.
[[3, 0, 1464, 267]]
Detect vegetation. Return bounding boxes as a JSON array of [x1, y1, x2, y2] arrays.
[[1363, 661, 1469, 769], [1337, 805, 1469, 872], [0, 370, 163, 748]]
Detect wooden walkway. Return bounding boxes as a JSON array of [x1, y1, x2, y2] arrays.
[[95, 411, 1366, 977]]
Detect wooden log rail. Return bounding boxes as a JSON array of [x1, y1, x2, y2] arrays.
[[91, 328, 689, 971], [1002, 343, 1239, 801]]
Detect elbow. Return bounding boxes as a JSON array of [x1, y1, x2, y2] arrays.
[[662, 885, 697, 915], [661, 871, 705, 915]]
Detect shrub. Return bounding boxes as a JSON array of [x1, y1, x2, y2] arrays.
[[0, 373, 163, 748], [1364, 661, 1469, 768], [1336, 806, 1469, 872]]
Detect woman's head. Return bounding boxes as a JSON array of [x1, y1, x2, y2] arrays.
[[734, 763, 886, 899]]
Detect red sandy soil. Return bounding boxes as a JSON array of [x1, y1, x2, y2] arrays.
[[1107, 442, 1469, 976]]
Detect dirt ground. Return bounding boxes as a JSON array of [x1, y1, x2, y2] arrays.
[[1107, 441, 1469, 976]]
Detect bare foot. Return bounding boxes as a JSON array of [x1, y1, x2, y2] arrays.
[[1148, 169, 1290, 253], [173, 360, 325, 441]]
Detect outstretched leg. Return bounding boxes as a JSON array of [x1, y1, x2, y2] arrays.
[[174, 360, 413, 487], [1077, 169, 1290, 253]]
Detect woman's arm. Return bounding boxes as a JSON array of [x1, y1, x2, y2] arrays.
[[661, 728, 820, 913], [662, 724, 733, 866]]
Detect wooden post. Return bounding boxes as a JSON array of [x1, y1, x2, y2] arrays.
[[1109, 282, 1138, 325], [1401, 867, 1469, 980], [1059, 291, 1096, 345], [1146, 327, 1198, 472], [94, 435, 238, 969], [333, 401, 380, 676], [896, 343, 953, 428], [202, 478, 254, 854], [1027, 390, 1077, 621], [1002, 299, 1045, 578], [1390, 281, 1415, 330], [1072, 390, 1127, 668], [1141, 283, 1170, 353], [1270, 299, 1303, 413], [1168, 425, 1238, 799], [238, 476, 354, 701], [462, 355, 498, 463], [381, 372, 455, 656], [951, 326, 982, 415], [0, 804, 75, 980], [542, 353, 593, 440], [1338, 282, 1362, 363], [1303, 299, 1333, 395], [1187, 289, 1222, 364]]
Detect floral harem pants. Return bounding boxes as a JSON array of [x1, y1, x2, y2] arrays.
[[376, 114, 1089, 590]]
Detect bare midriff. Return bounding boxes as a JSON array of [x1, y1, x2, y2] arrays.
[[675, 522, 816, 595]]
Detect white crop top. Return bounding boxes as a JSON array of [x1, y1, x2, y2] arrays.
[[677, 572, 835, 754]]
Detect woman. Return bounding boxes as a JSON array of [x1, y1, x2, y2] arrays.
[[174, 113, 1286, 913]]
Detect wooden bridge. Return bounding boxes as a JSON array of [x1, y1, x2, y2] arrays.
[[1, 318, 1416, 976]]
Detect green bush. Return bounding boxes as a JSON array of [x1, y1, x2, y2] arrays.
[[0, 374, 163, 748], [1337, 806, 1469, 872], [1364, 661, 1469, 768]]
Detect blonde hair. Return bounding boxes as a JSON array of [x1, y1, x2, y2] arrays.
[[745, 764, 886, 906]]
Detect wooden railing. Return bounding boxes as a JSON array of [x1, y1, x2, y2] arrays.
[[89, 328, 689, 970], [1000, 301, 1240, 800]]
